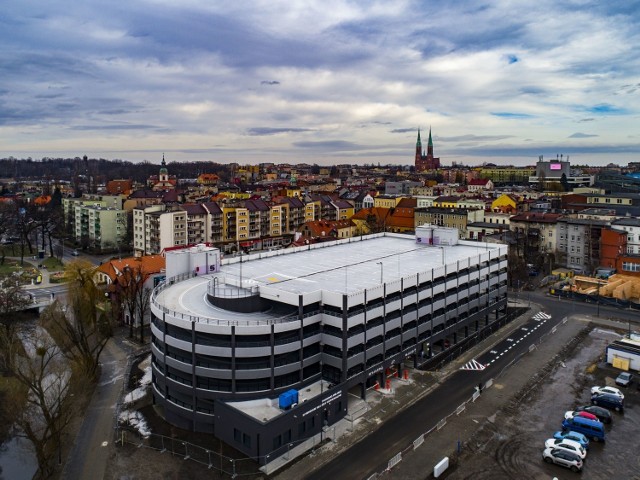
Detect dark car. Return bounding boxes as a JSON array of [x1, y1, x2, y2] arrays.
[[575, 405, 612, 424], [591, 393, 624, 412]]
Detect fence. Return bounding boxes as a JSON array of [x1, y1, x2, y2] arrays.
[[113, 307, 544, 478], [364, 312, 571, 478], [550, 289, 640, 311], [114, 428, 260, 478]]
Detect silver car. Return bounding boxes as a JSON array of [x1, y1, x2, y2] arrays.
[[542, 447, 583, 472], [615, 372, 633, 387]]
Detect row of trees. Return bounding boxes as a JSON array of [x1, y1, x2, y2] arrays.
[[0, 193, 65, 266], [0, 259, 147, 478]]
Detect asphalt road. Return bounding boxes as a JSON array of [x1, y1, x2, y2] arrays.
[[306, 307, 564, 480], [306, 293, 640, 480], [61, 335, 133, 480]]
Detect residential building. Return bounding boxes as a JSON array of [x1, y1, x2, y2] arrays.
[[133, 204, 187, 255], [97, 254, 166, 326], [491, 194, 519, 214], [385, 180, 422, 195], [350, 207, 391, 235], [467, 179, 494, 192], [414, 207, 483, 239], [509, 212, 562, 265], [556, 218, 607, 274], [433, 196, 460, 208], [374, 195, 403, 209], [611, 218, 640, 255], [74, 204, 128, 250], [585, 193, 640, 208], [600, 228, 627, 270], [62, 193, 125, 230], [478, 165, 535, 184], [386, 198, 416, 234]]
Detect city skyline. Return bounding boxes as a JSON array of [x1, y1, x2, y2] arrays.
[[1, 1, 639, 167]]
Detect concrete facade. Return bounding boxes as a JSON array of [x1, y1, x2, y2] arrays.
[[149, 234, 509, 462]]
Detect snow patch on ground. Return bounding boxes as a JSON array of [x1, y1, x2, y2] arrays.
[[138, 356, 151, 386], [123, 355, 151, 405], [123, 386, 147, 405], [119, 410, 151, 438]]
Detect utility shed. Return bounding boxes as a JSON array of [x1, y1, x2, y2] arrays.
[[606, 337, 640, 371]]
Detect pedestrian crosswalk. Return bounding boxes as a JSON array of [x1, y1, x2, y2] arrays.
[[532, 312, 551, 322], [460, 358, 486, 371]]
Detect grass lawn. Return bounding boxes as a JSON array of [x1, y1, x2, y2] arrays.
[[42, 256, 64, 272], [0, 259, 22, 276]]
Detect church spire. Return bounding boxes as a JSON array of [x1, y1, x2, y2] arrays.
[[416, 129, 422, 148], [427, 127, 434, 157]]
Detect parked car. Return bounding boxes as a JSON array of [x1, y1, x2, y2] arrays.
[[71, 250, 80, 256], [544, 438, 587, 459], [562, 416, 606, 442], [553, 430, 590, 450], [542, 447, 583, 472], [574, 405, 612, 424], [615, 372, 633, 387], [564, 410, 599, 422], [591, 392, 624, 412], [591, 385, 624, 399]]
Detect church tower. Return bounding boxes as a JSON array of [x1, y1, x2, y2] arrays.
[[414, 127, 441, 172], [159, 153, 169, 183]]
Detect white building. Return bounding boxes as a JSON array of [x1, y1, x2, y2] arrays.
[[611, 218, 640, 255]]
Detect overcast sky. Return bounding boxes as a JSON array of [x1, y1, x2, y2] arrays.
[[1, 1, 639, 167]]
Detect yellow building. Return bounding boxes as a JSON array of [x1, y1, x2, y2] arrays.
[[270, 204, 285, 237], [478, 166, 535, 184], [433, 195, 460, 208], [305, 199, 321, 222], [373, 195, 403, 209], [491, 193, 518, 213]]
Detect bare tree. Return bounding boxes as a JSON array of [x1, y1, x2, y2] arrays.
[[116, 262, 152, 343], [0, 202, 16, 265], [0, 278, 34, 364], [40, 261, 113, 380], [0, 326, 87, 479]]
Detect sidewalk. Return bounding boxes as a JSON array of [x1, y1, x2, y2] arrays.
[[270, 301, 544, 479]]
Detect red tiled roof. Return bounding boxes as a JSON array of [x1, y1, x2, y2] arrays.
[[96, 255, 165, 283]]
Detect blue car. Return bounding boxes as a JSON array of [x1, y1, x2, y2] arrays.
[[554, 430, 590, 450]]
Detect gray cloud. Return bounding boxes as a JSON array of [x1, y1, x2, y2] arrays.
[[440, 135, 516, 142], [390, 128, 416, 133], [247, 127, 313, 136], [569, 132, 598, 138], [0, 1, 638, 165]]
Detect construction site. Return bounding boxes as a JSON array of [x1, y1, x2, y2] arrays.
[[549, 272, 640, 309]]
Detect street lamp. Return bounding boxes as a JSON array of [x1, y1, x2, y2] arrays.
[[596, 280, 601, 318], [376, 262, 383, 284]]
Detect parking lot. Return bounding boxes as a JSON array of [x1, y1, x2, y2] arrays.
[[447, 327, 640, 479]]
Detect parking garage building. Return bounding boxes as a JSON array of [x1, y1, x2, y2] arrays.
[[150, 229, 509, 462]]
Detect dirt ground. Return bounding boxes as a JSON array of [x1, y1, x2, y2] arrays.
[[443, 326, 640, 480]]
